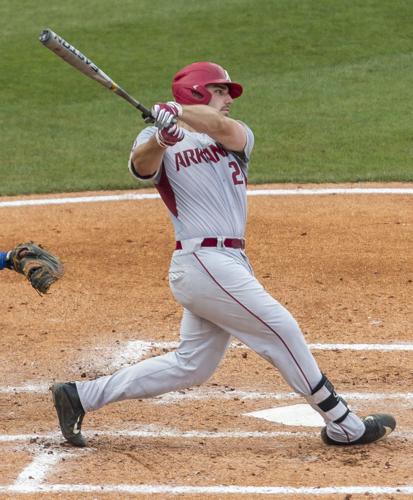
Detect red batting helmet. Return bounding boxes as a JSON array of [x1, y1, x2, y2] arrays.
[[172, 62, 243, 105]]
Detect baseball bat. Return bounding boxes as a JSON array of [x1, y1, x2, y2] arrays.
[[39, 28, 154, 122]]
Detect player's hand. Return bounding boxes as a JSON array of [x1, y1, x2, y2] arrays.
[[155, 123, 185, 148], [151, 101, 183, 129]]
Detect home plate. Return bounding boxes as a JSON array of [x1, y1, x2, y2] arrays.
[[244, 404, 325, 427]]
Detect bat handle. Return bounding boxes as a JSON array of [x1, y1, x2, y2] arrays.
[[113, 84, 154, 123], [140, 107, 155, 124]]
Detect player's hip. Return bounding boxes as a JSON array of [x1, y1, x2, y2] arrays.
[[169, 247, 254, 305]]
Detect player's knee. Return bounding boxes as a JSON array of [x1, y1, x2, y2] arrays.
[[175, 350, 218, 384], [189, 367, 215, 386]]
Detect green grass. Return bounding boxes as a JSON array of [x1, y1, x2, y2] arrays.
[[1, 0, 412, 195]]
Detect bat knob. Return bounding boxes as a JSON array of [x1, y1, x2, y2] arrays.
[[39, 29, 52, 43], [143, 113, 155, 124]]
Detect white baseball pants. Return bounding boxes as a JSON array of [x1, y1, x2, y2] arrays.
[[77, 246, 365, 442]]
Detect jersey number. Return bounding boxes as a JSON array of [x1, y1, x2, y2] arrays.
[[228, 161, 244, 185]]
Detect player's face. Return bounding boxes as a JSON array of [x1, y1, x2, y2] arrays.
[[206, 84, 233, 115]]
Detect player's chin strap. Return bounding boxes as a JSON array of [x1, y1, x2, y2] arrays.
[[305, 373, 350, 424]]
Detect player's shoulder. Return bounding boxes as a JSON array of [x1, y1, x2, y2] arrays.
[[236, 120, 253, 132], [236, 120, 254, 143], [234, 120, 254, 158]]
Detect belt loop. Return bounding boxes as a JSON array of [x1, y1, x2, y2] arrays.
[[217, 236, 225, 248]]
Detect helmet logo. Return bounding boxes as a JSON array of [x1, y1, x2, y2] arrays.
[[224, 70, 231, 81]]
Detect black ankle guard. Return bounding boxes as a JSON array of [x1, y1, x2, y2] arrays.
[[311, 373, 350, 423]]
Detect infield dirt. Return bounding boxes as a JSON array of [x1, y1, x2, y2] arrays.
[[1, 183, 412, 499]]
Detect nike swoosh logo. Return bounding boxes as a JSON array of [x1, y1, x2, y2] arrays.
[[73, 417, 81, 435], [383, 425, 393, 436]]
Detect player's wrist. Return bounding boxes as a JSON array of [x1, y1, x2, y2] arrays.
[[169, 101, 183, 117], [0, 251, 11, 270], [6, 251, 12, 268], [154, 130, 170, 149]]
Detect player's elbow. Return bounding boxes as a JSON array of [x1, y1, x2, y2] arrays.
[[131, 157, 160, 178], [130, 143, 162, 178], [207, 114, 228, 136], [211, 119, 247, 152]]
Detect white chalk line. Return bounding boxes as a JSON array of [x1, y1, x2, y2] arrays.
[[3, 340, 410, 395], [1, 483, 413, 495], [0, 383, 50, 394], [1, 382, 412, 404], [0, 187, 412, 208], [151, 388, 413, 405], [1, 425, 412, 443], [0, 428, 315, 443], [8, 449, 70, 491], [248, 187, 413, 196], [308, 342, 413, 351], [1, 382, 412, 405], [114, 340, 413, 368], [90, 339, 413, 377], [101, 339, 413, 372], [120, 339, 413, 354]]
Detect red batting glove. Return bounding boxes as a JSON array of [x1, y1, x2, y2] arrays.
[[155, 124, 185, 148], [151, 101, 183, 129]]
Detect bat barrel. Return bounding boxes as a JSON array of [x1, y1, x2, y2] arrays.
[[39, 28, 154, 122], [39, 28, 114, 89]]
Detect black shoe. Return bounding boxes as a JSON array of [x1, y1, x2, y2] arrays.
[[51, 382, 87, 447], [321, 413, 396, 445]]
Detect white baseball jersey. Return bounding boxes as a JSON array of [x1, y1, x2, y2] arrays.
[[128, 124, 254, 241]]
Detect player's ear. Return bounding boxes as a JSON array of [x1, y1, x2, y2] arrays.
[[191, 89, 204, 100]]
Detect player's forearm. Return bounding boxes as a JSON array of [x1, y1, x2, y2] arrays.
[[179, 105, 224, 133], [180, 105, 246, 152], [131, 136, 165, 177]]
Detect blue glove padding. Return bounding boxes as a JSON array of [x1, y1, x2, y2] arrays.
[[0, 251, 10, 270]]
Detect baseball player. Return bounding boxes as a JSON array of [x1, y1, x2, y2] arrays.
[[51, 62, 396, 448]]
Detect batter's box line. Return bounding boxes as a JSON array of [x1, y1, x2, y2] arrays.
[[84, 339, 413, 374], [2, 341, 411, 396], [1, 426, 413, 443], [114, 339, 413, 357], [1, 483, 413, 496], [1, 383, 413, 405]]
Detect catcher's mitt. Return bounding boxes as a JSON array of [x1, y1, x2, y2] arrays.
[[8, 242, 64, 295]]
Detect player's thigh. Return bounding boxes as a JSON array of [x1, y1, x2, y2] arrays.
[[173, 251, 302, 343], [171, 251, 321, 394], [176, 308, 232, 371]]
